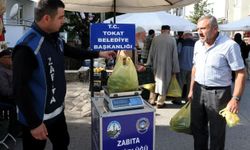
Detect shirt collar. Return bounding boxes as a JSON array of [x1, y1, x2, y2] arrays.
[[213, 32, 221, 45], [32, 22, 59, 39], [32, 22, 48, 37]]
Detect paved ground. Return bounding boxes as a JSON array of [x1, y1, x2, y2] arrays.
[[13, 80, 250, 150]]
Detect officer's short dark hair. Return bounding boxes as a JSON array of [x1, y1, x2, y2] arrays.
[[35, 0, 65, 22], [161, 25, 170, 30]]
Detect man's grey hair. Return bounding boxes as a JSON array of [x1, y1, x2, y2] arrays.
[[198, 15, 218, 28]]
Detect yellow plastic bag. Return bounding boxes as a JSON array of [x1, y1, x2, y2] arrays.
[[166, 76, 182, 97], [170, 102, 191, 134], [142, 83, 155, 92], [219, 108, 240, 127], [107, 56, 139, 93]]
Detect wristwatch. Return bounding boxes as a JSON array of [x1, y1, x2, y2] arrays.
[[232, 96, 240, 101]]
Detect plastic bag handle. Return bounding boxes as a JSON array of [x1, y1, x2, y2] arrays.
[[122, 57, 127, 65], [184, 101, 191, 109], [219, 108, 227, 117]]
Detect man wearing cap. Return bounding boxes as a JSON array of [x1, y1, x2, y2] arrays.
[[0, 48, 18, 136], [146, 25, 179, 108], [0, 48, 13, 101]]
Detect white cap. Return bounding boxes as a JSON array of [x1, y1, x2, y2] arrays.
[[136, 26, 146, 33], [183, 31, 192, 35]]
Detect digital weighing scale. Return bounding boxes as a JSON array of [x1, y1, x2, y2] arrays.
[[91, 97, 155, 150], [103, 87, 145, 111]]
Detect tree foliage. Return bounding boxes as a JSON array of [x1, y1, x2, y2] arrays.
[[188, 0, 213, 24], [61, 11, 100, 49], [61, 11, 122, 48]]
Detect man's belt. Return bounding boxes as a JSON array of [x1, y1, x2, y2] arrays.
[[196, 82, 230, 90]]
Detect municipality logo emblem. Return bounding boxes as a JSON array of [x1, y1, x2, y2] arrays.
[[107, 121, 121, 139], [136, 118, 150, 134]]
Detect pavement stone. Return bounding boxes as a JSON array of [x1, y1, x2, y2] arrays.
[[13, 80, 250, 150]]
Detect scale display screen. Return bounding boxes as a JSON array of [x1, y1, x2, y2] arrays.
[[112, 96, 143, 108]]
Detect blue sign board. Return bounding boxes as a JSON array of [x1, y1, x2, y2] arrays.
[[90, 23, 135, 51], [102, 112, 154, 150]]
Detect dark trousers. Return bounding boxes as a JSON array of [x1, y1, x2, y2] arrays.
[[141, 58, 148, 64], [0, 100, 17, 135], [22, 113, 69, 150], [191, 83, 231, 150]]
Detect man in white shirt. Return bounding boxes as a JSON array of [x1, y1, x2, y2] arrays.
[[188, 15, 246, 150]]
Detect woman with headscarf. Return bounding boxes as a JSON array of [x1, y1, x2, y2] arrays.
[[234, 33, 249, 65]]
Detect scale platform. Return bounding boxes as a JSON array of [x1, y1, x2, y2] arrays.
[[103, 87, 145, 111]]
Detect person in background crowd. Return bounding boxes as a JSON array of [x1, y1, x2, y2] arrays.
[[232, 33, 249, 81], [246, 38, 250, 79], [176, 32, 195, 103], [135, 26, 146, 51], [117, 26, 146, 72], [13, 0, 115, 149], [176, 31, 184, 52], [188, 15, 246, 150], [146, 25, 179, 108], [234, 33, 249, 65], [141, 29, 155, 63], [0, 49, 12, 101], [0, 48, 20, 137], [170, 31, 185, 105], [118, 26, 146, 63]]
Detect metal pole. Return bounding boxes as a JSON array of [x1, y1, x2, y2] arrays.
[[113, 0, 116, 23], [100, 13, 105, 22], [90, 58, 94, 97]]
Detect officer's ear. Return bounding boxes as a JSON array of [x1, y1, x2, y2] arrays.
[[42, 14, 50, 23]]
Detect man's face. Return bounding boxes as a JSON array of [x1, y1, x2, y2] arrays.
[[0, 55, 12, 68], [197, 19, 217, 44], [48, 8, 65, 33]]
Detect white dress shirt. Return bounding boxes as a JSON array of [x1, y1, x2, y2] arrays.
[[193, 33, 245, 86]]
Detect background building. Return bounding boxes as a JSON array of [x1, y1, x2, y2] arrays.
[[183, 0, 250, 23], [4, 0, 35, 47], [227, 0, 250, 23]]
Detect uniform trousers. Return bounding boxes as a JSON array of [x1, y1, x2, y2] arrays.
[[22, 112, 69, 150], [191, 82, 231, 150]]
